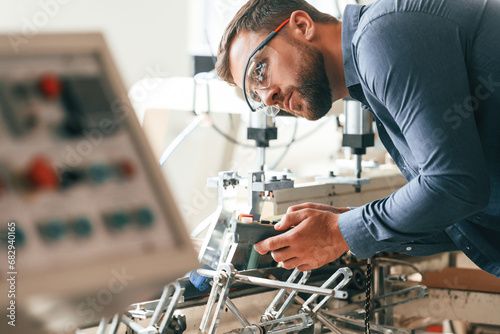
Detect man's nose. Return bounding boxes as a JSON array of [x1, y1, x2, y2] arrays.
[[258, 85, 280, 107]]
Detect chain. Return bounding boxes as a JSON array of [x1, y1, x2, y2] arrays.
[[364, 258, 373, 334]]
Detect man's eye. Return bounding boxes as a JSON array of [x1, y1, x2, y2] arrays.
[[250, 90, 261, 102], [254, 62, 267, 82]]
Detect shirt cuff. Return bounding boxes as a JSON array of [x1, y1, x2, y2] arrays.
[[338, 207, 379, 259]]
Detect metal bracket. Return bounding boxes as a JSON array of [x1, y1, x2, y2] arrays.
[[300, 267, 353, 315], [262, 269, 311, 322]]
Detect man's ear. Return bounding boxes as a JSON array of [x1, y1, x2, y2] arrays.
[[289, 10, 315, 41]]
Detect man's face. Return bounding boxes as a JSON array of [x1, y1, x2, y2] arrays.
[[229, 30, 333, 120]]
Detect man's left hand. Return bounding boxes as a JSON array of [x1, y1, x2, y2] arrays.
[[254, 207, 350, 271]]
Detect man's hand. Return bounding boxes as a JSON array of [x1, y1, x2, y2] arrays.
[[254, 203, 350, 271], [286, 203, 351, 215]]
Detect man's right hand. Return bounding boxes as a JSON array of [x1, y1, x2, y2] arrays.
[[254, 202, 351, 271]]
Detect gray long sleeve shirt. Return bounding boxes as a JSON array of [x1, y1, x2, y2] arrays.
[[338, 0, 500, 277]]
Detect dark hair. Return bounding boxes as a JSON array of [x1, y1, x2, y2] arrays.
[[216, 0, 337, 85]]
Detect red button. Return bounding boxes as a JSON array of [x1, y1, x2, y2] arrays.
[[39, 74, 62, 99], [28, 157, 59, 189], [119, 160, 135, 179]]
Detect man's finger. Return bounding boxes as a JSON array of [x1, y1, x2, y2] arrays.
[[270, 247, 295, 263], [276, 209, 314, 230], [286, 203, 350, 215], [254, 233, 290, 254], [281, 257, 303, 270], [287, 202, 318, 213], [297, 263, 314, 272]]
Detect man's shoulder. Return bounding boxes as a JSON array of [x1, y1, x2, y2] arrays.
[[354, 0, 483, 43]]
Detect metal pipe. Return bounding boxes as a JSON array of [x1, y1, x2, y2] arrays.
[[96, 317, 108, 334], [302, 267, 352, 314], [197, 268, 220, 278], [199, 274, 221, 333], [265, 269, 303, 319], [234, 274, 335, 296], [107, 314, 120, 334], [291, 294, 344, 334], [276, 272, 311, 319], [149, 285, 174, 327], [316, 312, 344, 334], [120, 316, 145, 333], [207, 272, 234, 334], [198, 269, 338, 296], [159, 282, 184, 333], [226, 297, 251, 327]]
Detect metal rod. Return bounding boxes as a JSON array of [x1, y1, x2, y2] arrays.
[[293, 294, 344, 334], [208, 273, 233, 334], [234, 273, 335, 296], [316, 312, 344, 334], [301, 267, 351, 313], [226, 297, 251, 327], [265, 269, 302, 319], [265, 313, 312, 334], [96, 317, 108, 334], [149, 284, 174, 327], [107, 314, 120, 334], [257, 147, 266, 170], [311, 268, 352, 313], [197, 268, 220, 278], [199, 273, 221, 334], [159, 114, 205, 167], [320, 312, 396, 334], [355, 154, 362, 179], [276, 271, 311, 319], [191, 211, 218, 238], [120, 316, 145, 333], [226, 243, 238, 265], [159, 282, 184, 333]]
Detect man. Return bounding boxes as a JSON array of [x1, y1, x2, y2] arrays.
[[215, 0, 500, 277]]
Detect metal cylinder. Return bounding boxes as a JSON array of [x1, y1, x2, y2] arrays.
[[250, 110, 275, 129], [343, 98, 373, 135]]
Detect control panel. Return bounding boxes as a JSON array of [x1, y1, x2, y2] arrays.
[[0, 34, 197, 332]]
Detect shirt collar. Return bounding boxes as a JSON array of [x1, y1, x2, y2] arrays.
[[342, 4, 365, 88]]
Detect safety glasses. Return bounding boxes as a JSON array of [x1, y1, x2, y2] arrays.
[[242, 18, 290, 117]]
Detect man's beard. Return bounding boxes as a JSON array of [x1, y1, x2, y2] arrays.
[[292, 41, 333, 120]]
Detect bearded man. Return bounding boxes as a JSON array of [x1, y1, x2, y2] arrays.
[[215, 0, 500, 277]]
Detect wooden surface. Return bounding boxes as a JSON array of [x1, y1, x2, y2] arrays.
[[422, 267, 500, 293]]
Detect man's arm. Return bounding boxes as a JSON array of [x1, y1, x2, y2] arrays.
[[338, 12, 490, 258]]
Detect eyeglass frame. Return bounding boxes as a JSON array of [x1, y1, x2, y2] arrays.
[[242, 18, 290, 113]]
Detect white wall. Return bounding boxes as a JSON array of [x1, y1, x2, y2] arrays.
[[188, 0, 374, 57], [0, 0, 191, 87]]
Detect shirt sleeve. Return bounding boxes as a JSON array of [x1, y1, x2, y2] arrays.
[[338, 12, 490, 258]]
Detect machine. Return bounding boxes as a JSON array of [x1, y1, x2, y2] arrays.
[[0, 33, 197, 333]]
